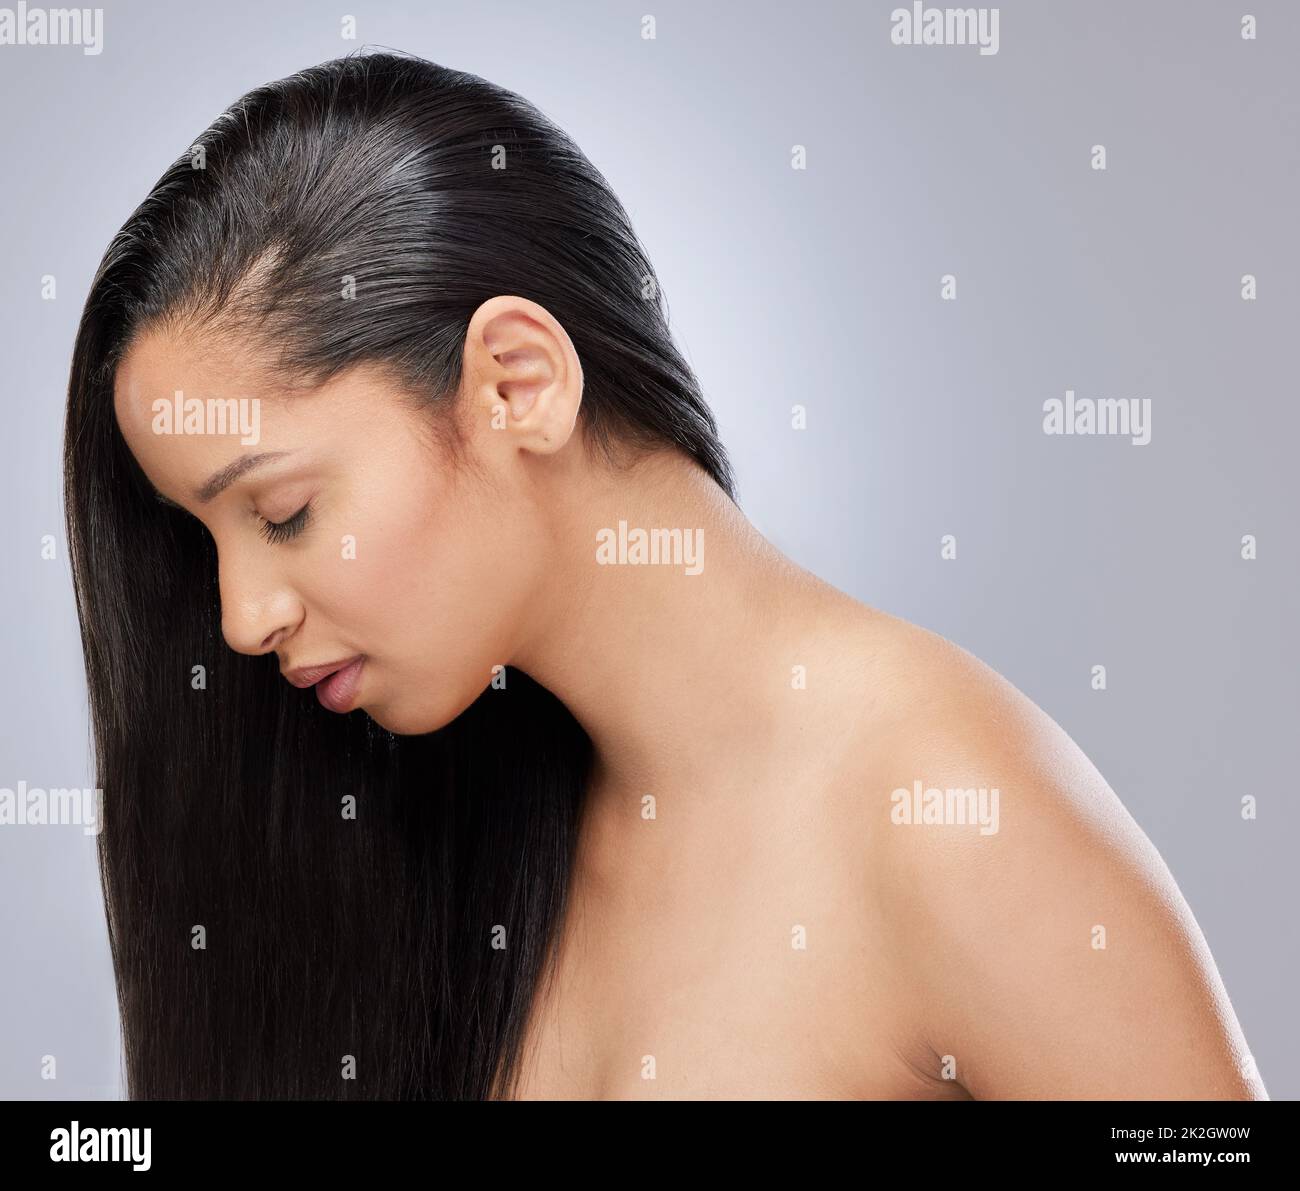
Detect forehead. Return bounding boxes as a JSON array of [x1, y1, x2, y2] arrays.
[[112, 327, 291, 493], [114, 326, 274, 432], [113, 328, 438, 502]]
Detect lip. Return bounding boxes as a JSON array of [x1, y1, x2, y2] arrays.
[[283, 655, 364, 689], [314, 656, 365, 714]]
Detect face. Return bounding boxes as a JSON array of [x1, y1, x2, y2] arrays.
[[112, 309, 571, 735]]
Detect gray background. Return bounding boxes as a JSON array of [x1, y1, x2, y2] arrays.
[[1, 0, 1295, 1099]]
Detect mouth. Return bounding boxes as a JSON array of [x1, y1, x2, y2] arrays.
[[283, 655, 366, 713]]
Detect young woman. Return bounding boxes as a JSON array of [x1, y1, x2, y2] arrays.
[[64, 49, 1267, 1100]]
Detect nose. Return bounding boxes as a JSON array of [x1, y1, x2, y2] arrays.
[[217, 545, 304, 656]]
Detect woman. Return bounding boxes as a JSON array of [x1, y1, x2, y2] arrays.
[[64, 49, 1267, 1100]]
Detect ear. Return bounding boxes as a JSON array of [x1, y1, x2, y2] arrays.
[[462, 295, 584, 456]]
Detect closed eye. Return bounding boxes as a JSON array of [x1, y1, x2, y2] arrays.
[[259, 501, 313, 545]]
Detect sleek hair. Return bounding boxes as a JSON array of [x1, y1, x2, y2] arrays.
[[63, 49, 735, 1099]]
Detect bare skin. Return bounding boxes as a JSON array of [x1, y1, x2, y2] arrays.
[[114, 296, 1268, 1101]]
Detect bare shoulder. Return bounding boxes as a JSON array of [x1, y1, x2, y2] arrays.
[[840, 606, 1268, 1100]]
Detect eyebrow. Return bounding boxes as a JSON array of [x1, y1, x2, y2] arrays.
[[194, 451, 292, 503], [152, 451, 293, 508]]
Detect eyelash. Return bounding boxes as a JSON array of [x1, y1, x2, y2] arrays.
[[258, 500, 313, 545]]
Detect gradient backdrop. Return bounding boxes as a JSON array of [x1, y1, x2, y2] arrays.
[[1, 0, 1296, 1098]]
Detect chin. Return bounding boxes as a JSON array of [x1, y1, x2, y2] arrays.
[[363, 697, 468, 737]]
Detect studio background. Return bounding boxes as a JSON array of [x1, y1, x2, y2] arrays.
[[1, 0, 1295, 1099]]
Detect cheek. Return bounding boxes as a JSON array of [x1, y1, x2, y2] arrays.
[[402, 507, 512, 657], [287, 500, 425, 649], [325, 450, 542, 729], [360, 525, 513, 734], [384, 492, 535, 684], [313, 475, 482, 656]]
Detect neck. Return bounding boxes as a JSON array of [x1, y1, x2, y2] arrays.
[[510, 449, 848, 798]]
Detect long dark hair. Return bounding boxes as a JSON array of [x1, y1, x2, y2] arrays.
[[63, 49, 735, 1099]]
